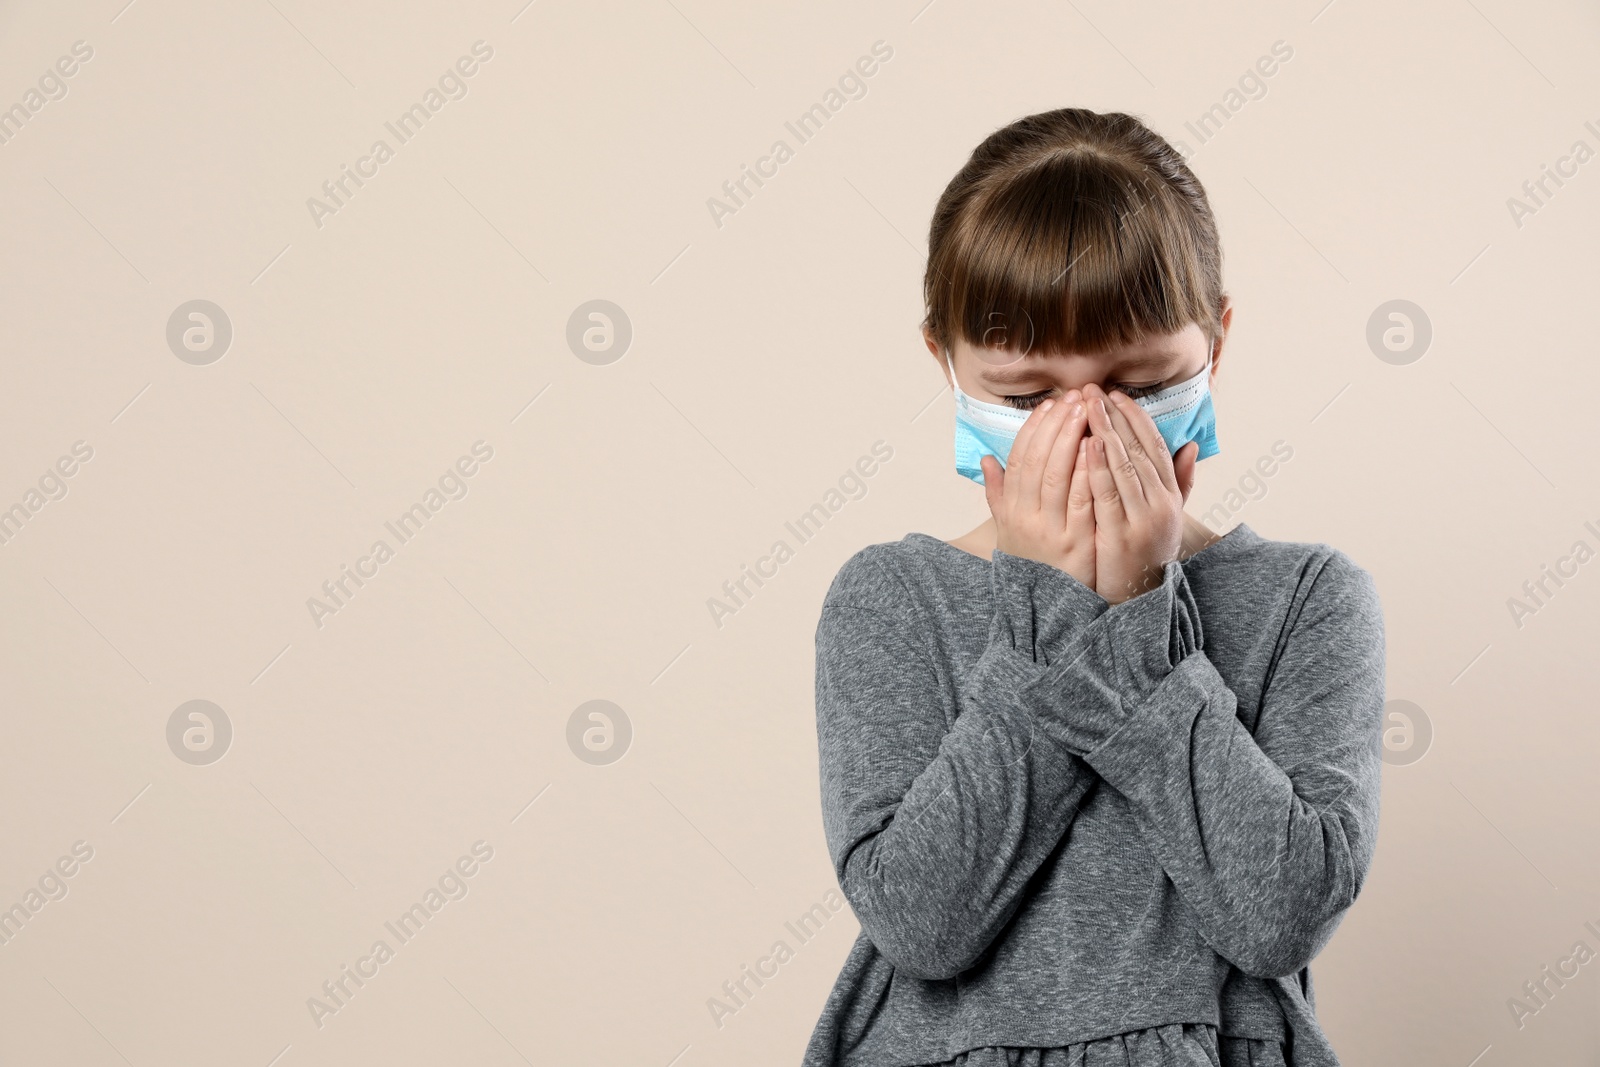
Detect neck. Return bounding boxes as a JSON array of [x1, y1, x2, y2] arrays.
[[1177, 512, 1227, 559]]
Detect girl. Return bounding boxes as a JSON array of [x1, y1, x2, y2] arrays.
[[802, 109, 1385, 1067]]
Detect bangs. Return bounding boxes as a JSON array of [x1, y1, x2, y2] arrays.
[[926, 148, 1221, 357]]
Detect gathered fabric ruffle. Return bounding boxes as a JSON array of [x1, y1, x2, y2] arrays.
[[912, 1022, 1288, 1067]]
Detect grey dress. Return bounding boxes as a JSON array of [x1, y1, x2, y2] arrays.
[[801, 524, 1385, 1067]]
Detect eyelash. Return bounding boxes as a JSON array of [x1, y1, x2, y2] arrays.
[[1002, 382, 1164, 410]]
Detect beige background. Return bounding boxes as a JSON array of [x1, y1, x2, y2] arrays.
[[1, 0, 1598, 1063]]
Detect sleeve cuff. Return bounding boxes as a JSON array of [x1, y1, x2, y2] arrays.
[[1018, 559, 1206, 756], [987, 549, 1109, 664]]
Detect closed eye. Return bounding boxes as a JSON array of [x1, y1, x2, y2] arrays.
[[1002, 381, 1165, 410], [1000, 390, 1053, 411]]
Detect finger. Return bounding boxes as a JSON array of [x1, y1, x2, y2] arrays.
[[981, 454, 1004, 514], [1008, 397, 1068, 513], [1105, 390, 1171, 498], [1068, 436, 1095, 530], [1107, 388, 1180, 495], [1083, 386, 1145, 512], [1173, 441, 1198, 503], [1039, 391, 1087, 521], [1085, 432, 1125, 525], [1063, 437, 1096, 585]]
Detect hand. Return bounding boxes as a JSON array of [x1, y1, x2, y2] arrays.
[[979, 390, 1096, 591], [1080, 383, 1197, 605]]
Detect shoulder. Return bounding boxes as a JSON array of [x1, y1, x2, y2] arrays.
[[1210, 524, 1382, 628], [819, 535, 930, 619], [1269, 533, 1377, 613]]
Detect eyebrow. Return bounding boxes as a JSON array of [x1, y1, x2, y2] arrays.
[[978, 353, 1178, 385]]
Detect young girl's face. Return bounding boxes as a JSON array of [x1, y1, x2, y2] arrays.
[[929, 314, 1226, 412]]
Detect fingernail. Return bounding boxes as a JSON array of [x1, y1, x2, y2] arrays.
[[1069, 401, 1083, 418], [1040, 399, 1054, 412]]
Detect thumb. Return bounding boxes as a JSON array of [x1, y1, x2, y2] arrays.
[[981, 455, 1004, 511], [1174, 442, 1199, 502]]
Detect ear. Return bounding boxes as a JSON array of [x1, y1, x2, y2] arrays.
[[1209, 296, 1233, 382], [1174, 441, 1199, 503], [925, 326, 951, 388]]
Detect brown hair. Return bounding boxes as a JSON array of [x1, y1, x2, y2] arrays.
[[923, 108, 1224, 359]]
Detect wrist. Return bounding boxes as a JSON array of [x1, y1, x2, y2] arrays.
[[1099, 563, 1166, 606]]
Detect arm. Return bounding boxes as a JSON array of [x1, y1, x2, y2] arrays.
[[816, 548, 1110, 981], [1020, 550, 1385, 978]]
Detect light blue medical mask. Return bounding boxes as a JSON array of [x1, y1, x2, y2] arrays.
[[948, 348, 1219, 486]]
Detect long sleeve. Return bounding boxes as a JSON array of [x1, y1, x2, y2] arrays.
[[815, 549, 1111, 981], [1012, 550, 1386, 979]]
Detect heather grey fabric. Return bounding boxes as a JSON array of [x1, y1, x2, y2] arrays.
[[909, 1024, 1284, 1067], [801, 523, 1385, 1067]]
